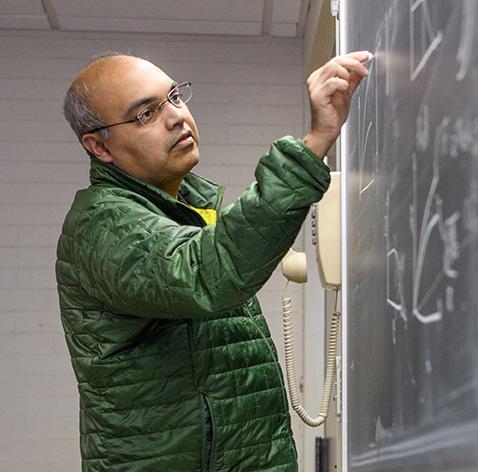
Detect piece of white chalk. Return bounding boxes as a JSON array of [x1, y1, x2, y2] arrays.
[[362, 52, 374, 65]]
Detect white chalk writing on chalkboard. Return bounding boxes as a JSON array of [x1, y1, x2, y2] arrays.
[[456, 0, 475, 81], [358, 50, 380, 201], [464, 179, 478, 233], [410, 0, 443, 81], [386, 192, 408, 344], [358, 94, 374, 201], [412, 121, 461, 323], [387, 116, 463, 326]]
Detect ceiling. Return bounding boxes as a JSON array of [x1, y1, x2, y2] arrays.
[[1, 0, 313, 38]]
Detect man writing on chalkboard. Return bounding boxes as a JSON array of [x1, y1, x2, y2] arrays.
[[56, 50, 370, 471]]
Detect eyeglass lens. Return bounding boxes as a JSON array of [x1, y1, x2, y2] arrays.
[[138, 83, 192, 127]]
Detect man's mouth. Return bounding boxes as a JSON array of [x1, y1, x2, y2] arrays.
[[172, 130, 194, 149]]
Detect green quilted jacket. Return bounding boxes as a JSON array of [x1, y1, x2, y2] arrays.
[[56, 136, 330, 472]]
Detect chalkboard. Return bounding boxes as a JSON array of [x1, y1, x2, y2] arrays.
[[341, 1, 478, 471]]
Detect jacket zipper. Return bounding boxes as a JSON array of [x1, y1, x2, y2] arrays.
[[199, 391, 217, 472]]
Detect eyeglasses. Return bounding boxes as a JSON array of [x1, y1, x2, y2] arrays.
[[86, 82, 192, 135]]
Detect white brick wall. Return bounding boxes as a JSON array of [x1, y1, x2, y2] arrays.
[[0, 29, 309, 471]]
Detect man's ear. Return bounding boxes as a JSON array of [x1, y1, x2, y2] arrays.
[[82, 133, 113, 163]]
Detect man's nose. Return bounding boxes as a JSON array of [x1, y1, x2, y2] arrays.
[[163, 102, 189, 129]]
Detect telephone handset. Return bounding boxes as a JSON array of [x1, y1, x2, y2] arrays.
[[281, 172, 341, 427]]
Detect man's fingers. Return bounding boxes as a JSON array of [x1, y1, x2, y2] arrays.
[[332, 56, 370, 77], [343, 50, 371, 61], [309, 77, 350, 105], [307, 63, 349, 95], [348, 71, 367, 94], [308, 54, 370, 92], [324, 77, 350, 94]]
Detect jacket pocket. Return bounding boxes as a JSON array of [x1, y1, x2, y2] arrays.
[[199, 391, 217, 472]]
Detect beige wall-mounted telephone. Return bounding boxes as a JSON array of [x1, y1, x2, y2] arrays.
[[282, 172, 341, 288], [281, 172, 342, 427]]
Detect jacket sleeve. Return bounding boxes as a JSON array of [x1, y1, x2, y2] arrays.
[[69, 136, 330, 319]]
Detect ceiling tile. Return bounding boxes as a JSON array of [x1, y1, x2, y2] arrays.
[[1, 0, 45, 15], [272, 0, 302, 23], [51, 0, 264, 22], [270, 22, 298, 37], [0, 16, 50, 30], [57, 17, 262, 36]]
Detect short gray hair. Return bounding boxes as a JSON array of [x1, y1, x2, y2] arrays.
[[63, 51, 130, 142]]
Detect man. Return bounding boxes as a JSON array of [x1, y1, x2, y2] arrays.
[[57, 51, 369, 472]]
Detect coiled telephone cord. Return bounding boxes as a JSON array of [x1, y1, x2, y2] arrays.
[[282, 287, 341, 427]]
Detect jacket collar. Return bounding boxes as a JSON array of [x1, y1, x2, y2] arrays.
[[88, 156, 225, 226]]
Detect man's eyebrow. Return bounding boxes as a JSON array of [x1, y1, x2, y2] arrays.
[[123, 81, 179, 119]]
